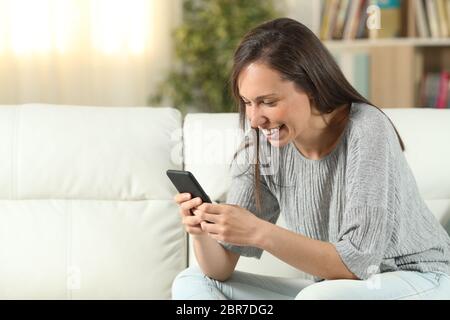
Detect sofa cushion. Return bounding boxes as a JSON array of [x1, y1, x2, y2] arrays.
[[384, 108, 450, 229], [0, 104, 185, 299]]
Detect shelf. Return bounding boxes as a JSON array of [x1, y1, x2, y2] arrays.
[[324, 38, 450, 50], [304, 0, 450, 108]]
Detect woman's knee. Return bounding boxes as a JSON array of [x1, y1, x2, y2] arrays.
[[171, 266, 206, 299], [295, 280, 351, 300], [295, 282, 327, 300]]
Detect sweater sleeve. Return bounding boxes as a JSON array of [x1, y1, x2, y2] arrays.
[[220, 145, 280, 259], [332, 116, 399, 280]]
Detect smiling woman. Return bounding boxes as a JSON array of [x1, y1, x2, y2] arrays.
[[171, 17, 450, 300], [230, 18, 405, 212], [0, 0, 180, 106]]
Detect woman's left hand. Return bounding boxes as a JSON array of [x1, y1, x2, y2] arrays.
[[192, 203, 264, 247]]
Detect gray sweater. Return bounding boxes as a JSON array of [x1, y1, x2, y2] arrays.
[[223, 102, 450, 281]]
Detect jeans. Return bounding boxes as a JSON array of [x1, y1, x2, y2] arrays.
[[172, 266, 450, 300]]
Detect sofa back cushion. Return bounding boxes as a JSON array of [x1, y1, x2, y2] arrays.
[[0, 104, 185, 299], [384, 108, 450, 229]]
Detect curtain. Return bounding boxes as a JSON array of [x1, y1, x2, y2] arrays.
[[0, 0, 181, 106]]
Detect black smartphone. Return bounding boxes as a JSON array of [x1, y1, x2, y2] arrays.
[[166, 169, 212, 203]]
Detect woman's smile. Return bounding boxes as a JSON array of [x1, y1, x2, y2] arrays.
[[260, 124, 287, 143]]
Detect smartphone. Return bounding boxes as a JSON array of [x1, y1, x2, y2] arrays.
[[166, 169, 212, 203]]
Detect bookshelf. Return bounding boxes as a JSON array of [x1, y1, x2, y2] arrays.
[[290, 0, 450, 109], [325, 37, 450, 48]]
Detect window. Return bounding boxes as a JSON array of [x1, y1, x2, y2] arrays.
[[0, 0, 154, 55]]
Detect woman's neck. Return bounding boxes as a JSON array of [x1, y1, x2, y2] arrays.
[[294, 104, 350, 160]]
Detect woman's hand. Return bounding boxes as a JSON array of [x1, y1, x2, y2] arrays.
[[173, 193, 206, 237], [192, 203, 264, 247]]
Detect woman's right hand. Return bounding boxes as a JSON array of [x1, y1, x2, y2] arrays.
[[174, 193, 206, 236]]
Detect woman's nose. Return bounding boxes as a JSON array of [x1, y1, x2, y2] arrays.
[[248, 107, 267, 129]]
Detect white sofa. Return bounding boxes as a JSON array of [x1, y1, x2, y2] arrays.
[[0, 104, 449, 299]]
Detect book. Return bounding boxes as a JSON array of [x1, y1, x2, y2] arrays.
[[332, 0, 351, 39], [447, 0, 450, 36], [320, 0, 333, 40], [421, 72, 442, 107], [448, 79, 450, 108], [415, 0, 431, 37], [425, 0, 441, 37], [437, 71, 449, 109], [377, 0, 402, 38], [327, 0, 341, 40], [406, 0, 417, 37], [436, 0, 449, 37], [343, 0, 363, 39], [356, 0, 370, 38]]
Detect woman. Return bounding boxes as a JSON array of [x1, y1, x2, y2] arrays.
[[171, 18, 450, 299]]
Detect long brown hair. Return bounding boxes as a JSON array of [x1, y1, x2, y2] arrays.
[[229, 18, 405, 214]]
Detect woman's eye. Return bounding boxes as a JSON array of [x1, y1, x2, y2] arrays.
[[263, 101, 276, 106]]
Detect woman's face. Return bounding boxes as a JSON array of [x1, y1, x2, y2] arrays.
[[238, 62, 315, 148]]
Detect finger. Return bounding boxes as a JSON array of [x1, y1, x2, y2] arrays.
[[185, 226, 204, 235], [174, 193, 191, 204], [201, 221, 221, 234], [183, 215, 202, 226], [179, 206, 195, 218], [196, 203, 223, 214], [192, 210, 221, 223], [179, 207, 189, 217], [180, 197, 203, 211]]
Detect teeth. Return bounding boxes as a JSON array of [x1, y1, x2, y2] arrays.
[[261, 125, 282, 136]]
